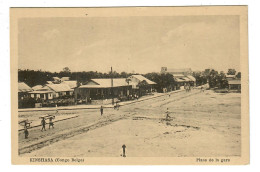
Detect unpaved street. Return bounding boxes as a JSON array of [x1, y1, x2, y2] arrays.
[[19, 89, 241, 157]]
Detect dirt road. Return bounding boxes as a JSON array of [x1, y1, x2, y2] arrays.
[[19, 89, 241, 157]]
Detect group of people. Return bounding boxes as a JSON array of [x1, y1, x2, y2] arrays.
[[23, 116, 55, 139], [41, 116, 55, 131]]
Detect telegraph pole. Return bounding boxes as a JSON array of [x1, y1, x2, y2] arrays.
[[111, 66, 114, 105]]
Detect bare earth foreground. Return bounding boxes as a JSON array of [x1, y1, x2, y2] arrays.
[[19, 89, 241, 157]]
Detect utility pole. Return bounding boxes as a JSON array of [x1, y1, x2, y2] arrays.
[[111, 66, 114, 105]]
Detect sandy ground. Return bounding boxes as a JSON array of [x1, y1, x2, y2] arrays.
[[19, 89, 241, 157]]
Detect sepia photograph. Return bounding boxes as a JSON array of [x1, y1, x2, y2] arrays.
[[10, 6, 249, 165]]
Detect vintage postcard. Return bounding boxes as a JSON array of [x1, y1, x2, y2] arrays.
[[10, 6, 249, 165]]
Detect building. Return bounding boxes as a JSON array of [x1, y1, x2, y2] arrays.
[[61, 77, 70, 82], [52, 77, 61, 84], [75, 78, 132, 102], [228, 79, 241, 91], [63, 80, 77, 89], [127, 75, 156, 95], [226, 74, 236, 80], [75, 75, 157, 103], [46, 84, 74, 97], [161, 67, 192, 75], [29, 85, 55, 100], [161, 67, 196, 89], [18, 82, 33, 100]]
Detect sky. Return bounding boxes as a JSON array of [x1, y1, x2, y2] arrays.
[[18, 15, 240, 74]]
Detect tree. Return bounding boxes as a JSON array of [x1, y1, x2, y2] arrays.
[[227, 69, 236, 75], [236, 72, 241, 79], [193, 71, 207, 86], [63, 67, 71, 73]]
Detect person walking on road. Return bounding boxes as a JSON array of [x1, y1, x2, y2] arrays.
[[166, 108, 170, 120], [41, 117, 46, 131], [122, 144, 126, 157], [100, 106, 103, 116], [56, 104, 59, 114], [24, 127, 29, 139], [49, 116, 54, 129]]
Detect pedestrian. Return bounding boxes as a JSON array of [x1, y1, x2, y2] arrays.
[[122, 144, 126, 157], [166, 108, 170, 120], [49, 116, 54, 129], [100, 106, 103, 116], [56, 104, 58, 114], [24, 127, 29, 139], [41, 117, 46, 131]]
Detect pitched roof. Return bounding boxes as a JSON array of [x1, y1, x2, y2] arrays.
[[18, 82, 33, 92], [226, 75, 236, 78], [53, 77, 60, 80], [61, 77, 70, 81], [46, 83, 73, 92], [80, 78, 129, 88], [46, 81, 53, 84], [172, 74, 185, 78], [166, 68, 192, 74], [63, 80, 77, 89], [32, 85, 43, 90], [29, 90, 54, 94], [186, 75, 196, 82], [174, 77, 191, 82], [130, 75, 156, 85], [228, 79, 241, 85]]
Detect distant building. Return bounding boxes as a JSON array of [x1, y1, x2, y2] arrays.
[[52, 77, 61, 84], [161, 67, 196, 88], [226, 74, 236, 80], [161, 67, 192, 75], [128, 74, 156, 88], [127, 75, 156, 95], [75, 78, 132, 102], [228, 79, 241, 91], [46, 81, 53, 84], [29, 85, 55, 100], [75, 75, 157, 103], [46, 83, 74, 97], [18, 82, 33, 100], [61, 77, 70, 82], [63, 80, 77, 89]]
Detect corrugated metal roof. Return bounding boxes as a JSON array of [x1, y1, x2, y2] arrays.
[[186, 75, 196, 82], [46, 81, 53, 84], [63, 80, 77, 88], [130, 75, 156, 85], [167, 68, 191, 73], [228, 79, 241, 85], [172, 74, 185, 78], [18, 82, 33, 93], [80, 78, 130, 88], [174, 77, 191, 82], [53, 77, 60, 80], [226, 75, 236, 78], [29, 90, 54, 94], [32, 85, 43, 90], [46, 84, 73, 92], [61, 77, 70, 81]]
